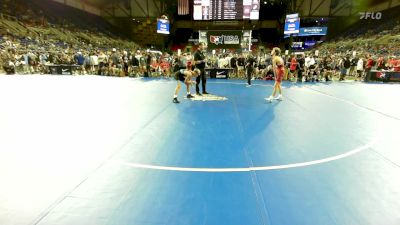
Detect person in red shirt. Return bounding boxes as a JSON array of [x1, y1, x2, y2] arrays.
[[387, 56, 397, 70], [377, 56, 385, 70], [186, 60, 193, 70], [365, 55, 374, 74], [150, 58, 159, 75], [266, 47, 285, 102], [159, 59, 171, 77], [289, 54, 298, 81], [393, 59, 400, 72]]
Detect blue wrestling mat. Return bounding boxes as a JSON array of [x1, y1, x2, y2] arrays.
[[0, 75, 399, 225]]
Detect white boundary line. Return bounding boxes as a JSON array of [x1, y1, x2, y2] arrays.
[[110, 139, 377, 173], [109, 80, 380, 172]]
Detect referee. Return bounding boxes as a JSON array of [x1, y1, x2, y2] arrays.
[[246, 50, 256, 86], [194, 42, 209, 95]]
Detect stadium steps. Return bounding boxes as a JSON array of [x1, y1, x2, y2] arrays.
[[374, 35, 393, 45], [0, 20, 21, 35], [7, 20, 28, 35]]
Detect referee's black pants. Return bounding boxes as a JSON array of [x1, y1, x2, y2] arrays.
[[196, 68, 206, 93], [247, 67, 253, 85], [298, 69, 303, 82]]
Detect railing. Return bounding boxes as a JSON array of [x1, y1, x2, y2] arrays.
[[0, 13, 18, 22]]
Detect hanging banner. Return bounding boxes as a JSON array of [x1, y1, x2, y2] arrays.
[[291, 42, 303, 48], [298, 27, 328, 36], [156, 19, 170, 34], [284, 13, 300, 35], [304, 41, 317, 47], [366, 71, 400, 82], [207, 31, 242, 49]]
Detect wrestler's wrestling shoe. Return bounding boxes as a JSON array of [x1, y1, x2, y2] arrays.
[[275, 95, 283, 101], [173, 98, 180, 103], [265, 96, 273, 102]]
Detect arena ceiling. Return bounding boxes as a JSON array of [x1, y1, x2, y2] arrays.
[[84, 0, 116, 6], [81, 0, 171, 17], [53, 0, 400, 47], [52, 0, 169, 46], [55, 0, 400, 18]]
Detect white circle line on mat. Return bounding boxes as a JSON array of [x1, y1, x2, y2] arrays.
[[109, 139, 377, 173]]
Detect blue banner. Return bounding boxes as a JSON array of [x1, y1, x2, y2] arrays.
[[284, 14, 300, 35], [291, 42, 303, 49], [284, 18, 300, 35], [157, 19, 170, 34], [298, 27, 327, 36], [304, 41, 317, 48]]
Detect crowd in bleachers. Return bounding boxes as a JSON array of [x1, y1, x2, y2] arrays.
[[0, 0, 149, 76], [307, 6, 400, 81], [0, 37, 174, 77], [1, 0, 399, 82]]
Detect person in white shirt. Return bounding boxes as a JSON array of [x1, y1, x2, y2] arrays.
[[90, 52, 99, 75], [218, 56, 226, 68], [306, 55, 316, 82], [305, 55, 311, 68], [122, 51, 129, 76], [225, 55, 232, 68], [97, 51, 108, 75], [356, 57, 364, 81]]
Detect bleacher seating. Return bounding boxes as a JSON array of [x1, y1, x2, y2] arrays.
[[318, 5, 400, 57], [332, 6, 400, 41]]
